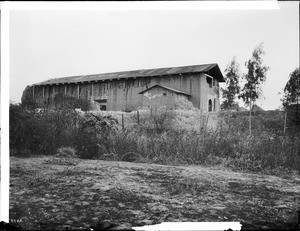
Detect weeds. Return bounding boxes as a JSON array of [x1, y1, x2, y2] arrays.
[[44, 157, 80, 166], [26, 175, 61, 188], [56, 147, 77, 158], [43, 146, 81, 166], [10, 100, 300, 175], [10, 164, 36, 178], [58, 168, 88, 177]]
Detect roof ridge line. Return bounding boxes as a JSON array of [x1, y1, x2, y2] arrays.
[[33, 63, 224, 86]]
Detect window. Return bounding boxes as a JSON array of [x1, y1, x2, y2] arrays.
[[118, 80, 124, 89], [215, 80, 219, 87], [208, 99, 212, 112], [214, 99, 216, 111], [103, 82, 107, 94], [206, 76, 213, 88], [163, 93, 167, 96], [100, 105, 107, 111], [78, 85, 81, 97], [94, 99, 107, 111]]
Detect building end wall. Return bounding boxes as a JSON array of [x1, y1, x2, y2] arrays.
[[199, 73, 221, 112]]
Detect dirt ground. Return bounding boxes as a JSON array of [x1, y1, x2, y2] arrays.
[[9, 156, 300, 230]]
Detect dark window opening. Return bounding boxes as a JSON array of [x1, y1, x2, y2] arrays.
[[208, 99, 212, 112], [94, 99, 107, 111], [206, 76, 212, 88], [215, 80, 219, 87], [94, 99, 107, 103], [100, 105, 107, 111], [163, 93, 167, 96], [214, 99, 216, 111], [78, 85, 81, 96]]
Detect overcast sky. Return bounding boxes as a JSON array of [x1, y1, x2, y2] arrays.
[[9, 2, 299, 110]]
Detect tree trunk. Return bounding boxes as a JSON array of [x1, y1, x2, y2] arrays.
[[298, 147, 300, 175], [249, 101, 252, 135], [284, 110, 287, 134]]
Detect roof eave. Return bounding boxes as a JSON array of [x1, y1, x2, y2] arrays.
[[32, 63, 225, 85], [207, 64, 225, 82], [138, 85, 191, 96]]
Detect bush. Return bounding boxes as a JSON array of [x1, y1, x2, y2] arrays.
[[96, 123, 300, 174], [10, 101, 300, 175], [105, 130, 141, 162], [37, 107, 80, 154], [74, 113, 118, 159], [55, 147, 77, 158], [51, 93, 93, 112], [10, 102, 80, 156], [21, 86, 39, 110], [136, 96, 177, 134], [10, 102, 118, 159], [9, 103, 43, 156]]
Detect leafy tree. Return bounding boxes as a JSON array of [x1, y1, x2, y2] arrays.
[[239, 43, 269, 134], [282, 67, 300, 108], [281, 68, 300, 132], [221, 57, 241, 110]]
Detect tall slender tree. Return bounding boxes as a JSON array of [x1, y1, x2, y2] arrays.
[[281, 67, 300, 133], [282, 67, 300, 108], [221, 57, 241, 110], [239, 43, 269, 134]]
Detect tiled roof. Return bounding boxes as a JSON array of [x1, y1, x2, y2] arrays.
[[34, 63, 224, 86]]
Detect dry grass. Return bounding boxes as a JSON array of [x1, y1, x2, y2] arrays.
[[10, 156, 300, 230]]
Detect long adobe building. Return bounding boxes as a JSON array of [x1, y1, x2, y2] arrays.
[[22, 63, 225, 112]]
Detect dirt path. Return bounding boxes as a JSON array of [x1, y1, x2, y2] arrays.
[[9, 156, 300, 230]]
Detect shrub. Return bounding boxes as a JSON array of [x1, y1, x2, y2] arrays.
[[105, 130, 141, 162], [10, 102, 80, 156], [43, 146, 79, 166], [100, 123, 300, 174], [136, 96, 177, 134], [21, 86, 39, 110], [36, 108, 79, 154], [9, 103, 43, 156], [47, 93, 93, 112], [55, 147, 77, 158], [10, 101, 299, 175], [75, 113, 118, 159]]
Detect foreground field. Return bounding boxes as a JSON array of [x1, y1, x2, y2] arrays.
[[10, 156, 300, 230]]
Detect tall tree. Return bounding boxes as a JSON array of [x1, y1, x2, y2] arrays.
[[239, 43, 269, 134], [221, 57, 241, 110], [281, 68, 300, 133], [282, 67, 300, 108]]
